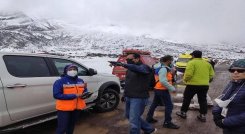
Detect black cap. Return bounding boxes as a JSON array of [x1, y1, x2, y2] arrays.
[[190, 50, 202, 58]]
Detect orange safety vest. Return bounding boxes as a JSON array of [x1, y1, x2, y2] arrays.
[[154, 72, 173, 90], [56, 84, 86, 111]]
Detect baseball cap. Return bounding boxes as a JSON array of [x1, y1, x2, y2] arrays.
[[190, 50, 202, 58]]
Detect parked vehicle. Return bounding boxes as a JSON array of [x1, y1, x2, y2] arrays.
[[112, 49, 158, 87], [0, 52, 121, 132], [176, 53, 209, 73], [175, 53, 192, 73]]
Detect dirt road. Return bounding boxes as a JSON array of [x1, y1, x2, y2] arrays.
[[11, 63, 230, 134]]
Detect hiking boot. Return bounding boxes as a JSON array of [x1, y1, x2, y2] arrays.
[[176, 111, 187, 119], [146, 118, 158, 123], [163, 122, 180, 129], [197, 114, 206, 122], [144, 128, 157, 134]]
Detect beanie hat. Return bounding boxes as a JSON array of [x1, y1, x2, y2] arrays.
[[190, 50, 202, 58], [230, 59, 245, 69], [63, 64, 78, 75]]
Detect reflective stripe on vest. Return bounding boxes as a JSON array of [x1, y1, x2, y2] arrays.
[[154, 72, 173, 90], [56, 84, 86, 111]]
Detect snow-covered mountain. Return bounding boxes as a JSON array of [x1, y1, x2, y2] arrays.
[[0, 12, 244, 60]]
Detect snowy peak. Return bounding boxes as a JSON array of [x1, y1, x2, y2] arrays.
[[0, 12, 244, 60], [0, 12, 79, 52]]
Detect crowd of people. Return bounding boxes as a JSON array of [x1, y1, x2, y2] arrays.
[[52, 50, 245, 134]]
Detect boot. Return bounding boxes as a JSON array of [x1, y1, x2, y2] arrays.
[[176, 111, 187, 119], [197, 114, 206, 122]]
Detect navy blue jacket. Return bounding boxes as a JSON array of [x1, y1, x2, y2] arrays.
[[123, 63, 151, 98], [53, 75, 88, 100], [212, 80, 245, 132]]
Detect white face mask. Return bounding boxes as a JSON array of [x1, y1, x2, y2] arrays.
[[67, 70, 78, 77]]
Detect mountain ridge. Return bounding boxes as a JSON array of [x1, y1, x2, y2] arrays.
[[0, 12, 244, 60]]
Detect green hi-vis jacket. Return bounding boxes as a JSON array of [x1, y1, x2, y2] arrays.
[[184, 58, 214, 85]]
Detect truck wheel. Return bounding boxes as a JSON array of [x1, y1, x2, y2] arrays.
[[95, 88, 120, 112]]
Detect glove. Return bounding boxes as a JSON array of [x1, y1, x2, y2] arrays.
[[213, 114, 224, 121], [121, 96, 126, 103], [214, 119, 225, 128]]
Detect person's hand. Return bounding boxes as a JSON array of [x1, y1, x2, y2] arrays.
[[121, 96, 126, 103], [214, 119, 225, 128], [80, 92, 93, 99], [213, 114, 224, 121], [115, 62, 123, 66], [109, 61, 123, 66], [171, 89, 177, 96], [171, 88, 177, 93]]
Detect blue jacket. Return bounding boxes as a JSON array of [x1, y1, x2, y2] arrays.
[[53, 75, 88, 100], [123, 63, 150, 74], [212, 80, 245, 132]]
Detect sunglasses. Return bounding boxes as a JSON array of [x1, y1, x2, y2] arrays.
[[228, 69, 245, 73]]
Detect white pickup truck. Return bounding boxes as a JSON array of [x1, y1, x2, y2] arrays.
[[0, 52, 121, 133]]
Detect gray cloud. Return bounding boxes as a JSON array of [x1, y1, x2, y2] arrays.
[[1, 0, 245, 44]]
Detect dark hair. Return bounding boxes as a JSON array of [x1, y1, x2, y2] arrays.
[[132, 53, 141, 59], [191, 50, 202, 58], [160, 55, 173, 62]]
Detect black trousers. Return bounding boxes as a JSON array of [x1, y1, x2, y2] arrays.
[[223, 129, 245, 134], [56, 110, 80, 134], [181, 85, 209, 114]]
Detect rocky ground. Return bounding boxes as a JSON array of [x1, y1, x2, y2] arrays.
[[10, 63, 230, 134]]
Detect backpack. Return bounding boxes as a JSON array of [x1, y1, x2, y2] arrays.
[[149, 67, 157, 90], [148, 65, 171, 90]]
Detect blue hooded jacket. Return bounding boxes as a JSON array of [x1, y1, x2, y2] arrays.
[[53, 64, 88, 100]]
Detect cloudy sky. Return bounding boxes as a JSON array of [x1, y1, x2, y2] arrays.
[[1, 0, 245, 44]]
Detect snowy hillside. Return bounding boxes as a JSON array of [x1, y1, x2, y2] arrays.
[[0, 12, 244, 60]]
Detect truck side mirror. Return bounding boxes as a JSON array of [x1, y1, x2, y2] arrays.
[[88, 68, 97, 76]]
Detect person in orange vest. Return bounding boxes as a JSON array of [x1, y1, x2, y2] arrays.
[[146, 55, 180, 129], [53, 64, 88, 134]]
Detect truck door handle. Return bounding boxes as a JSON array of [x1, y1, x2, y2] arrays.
[[7, 84, 27, 88]]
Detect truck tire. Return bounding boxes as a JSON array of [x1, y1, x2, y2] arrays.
[[95, 88, 120, 112]]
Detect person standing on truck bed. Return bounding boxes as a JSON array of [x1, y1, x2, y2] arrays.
[[53, 64, 88, 134]]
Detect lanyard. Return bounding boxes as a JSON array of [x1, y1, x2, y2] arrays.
[[218, 82, 245, 101]]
